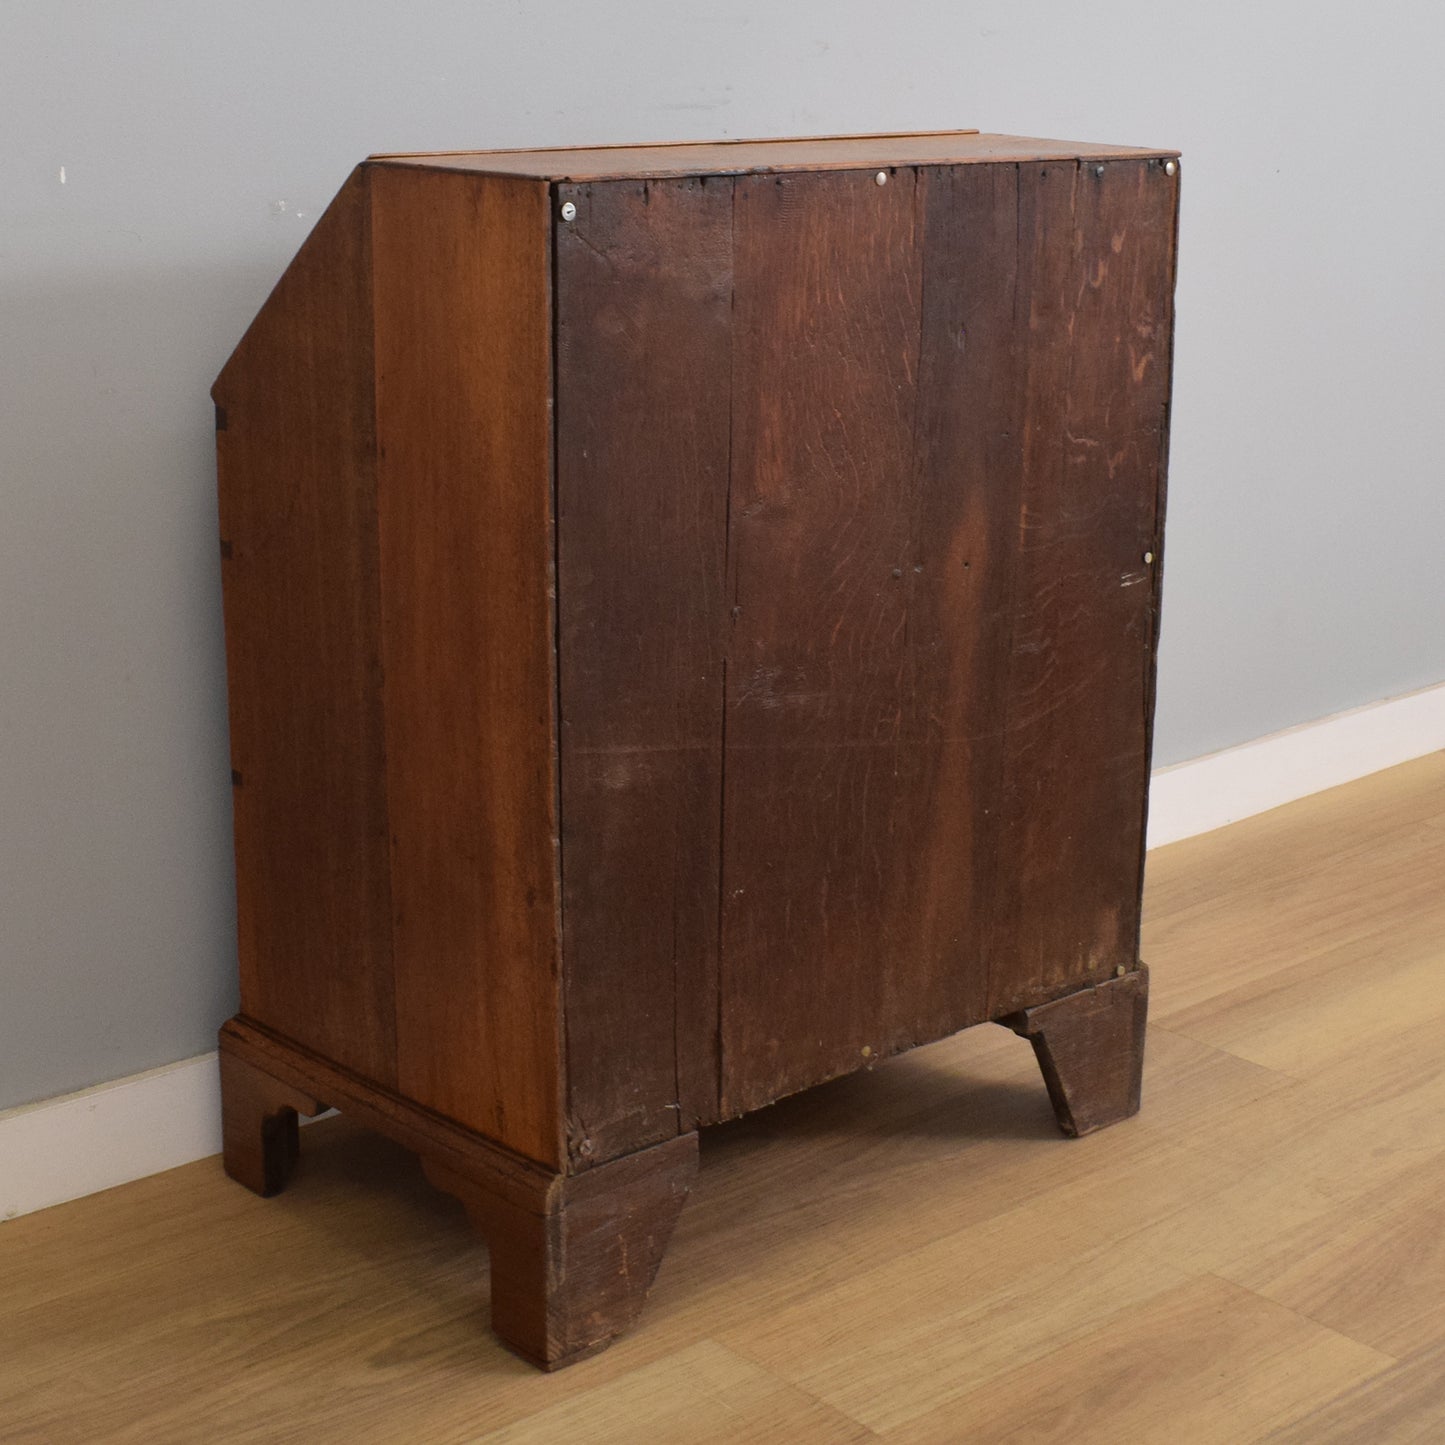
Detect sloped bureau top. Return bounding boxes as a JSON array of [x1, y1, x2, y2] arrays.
[[369, 129, 1178, 181]]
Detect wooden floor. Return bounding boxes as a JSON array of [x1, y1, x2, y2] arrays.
[[5, 754, 1445, 1443]]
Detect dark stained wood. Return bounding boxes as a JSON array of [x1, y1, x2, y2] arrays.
[[717, 157, 1176, 1116], [719, 166, 924, 1115], [219, 1018, 696, 1370], [427, 1134, 697, 1370], [369, 165, 564, 1168], [893, 160, 1028, 1042], [554, 176, 733, 1159], [1000, 966, 1150, 1136], [213, 167, 399, 1087], [214, 137, 1179, 1371], [218, 1039, 322, 1197], [373, 132, 1177, 182], [983, 157, 1179, 1015], [221, 1017, 555, 1211]]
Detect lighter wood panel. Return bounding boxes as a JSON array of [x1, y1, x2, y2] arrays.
[[894, 1275, 1390, 1445], [1160, 841, 1445, 1079], [5, 752, 1445, 1440], [213, 168, 397, 1086], [1267, 1337, 1445, 1444], [473, 1340, 874, 1444], [1219, 1151, 1445, 1359], [370, 166, 562, 1166], [373, 132, 1175, 181]]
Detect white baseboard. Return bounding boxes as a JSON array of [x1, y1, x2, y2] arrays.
[[0, 1053, 222, 1221], [1146, 679, 1445, 849], [5, 679, 1443, 1221]]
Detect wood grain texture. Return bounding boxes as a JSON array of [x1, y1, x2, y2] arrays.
[[8, 755, 1445, 1439], [220, 1017, 556, 1212], [554, 176, 732, 1160], [1267, 1337, 1445, 1444], [894, 1275, 1390, 1445], [213, 167, 399, 1086], [720, 165, 926, 1115], [369, 165, 563, 1167], [220, 1017, 695, 1369], [717, 158, 1177, 1116], [473, 1340, 877, 1443], [373, 132, 1177, 182], [1000, 966, 1149, 1136], [984, 157, 1178, 1015], [428, 1133, 697, 1370], [218, 1041, 322, 1197]]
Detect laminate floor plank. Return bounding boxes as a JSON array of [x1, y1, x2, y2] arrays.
[[886, 1275, 1393, 1445]]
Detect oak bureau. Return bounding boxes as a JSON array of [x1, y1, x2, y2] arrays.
[[213, 130, 1180, 1369]]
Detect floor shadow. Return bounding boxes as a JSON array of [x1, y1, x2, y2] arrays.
[[698, 1044, 1057, 1172]]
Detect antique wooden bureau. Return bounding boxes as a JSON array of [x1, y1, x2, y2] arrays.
[[214, 130, 1180, 1369]]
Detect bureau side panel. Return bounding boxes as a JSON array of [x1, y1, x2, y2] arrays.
[[213, 169, 398, 1085], [370, 167, 563, 1167], [554, 177, 733, 1161], [983, 157, 1178, 1014]]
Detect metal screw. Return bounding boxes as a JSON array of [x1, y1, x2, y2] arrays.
[[875, 170, 888, 186], [1163, 159, 1178, 177], [1115, 965, 1127, 978], [559, 200, 577, 221], [1094, 164, 1105, 178], [1144, 551, 1155, 564]]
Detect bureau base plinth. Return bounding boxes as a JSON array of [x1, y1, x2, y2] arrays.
[[220, 980, 1149, 1366], [218, 1018, 697, 1369], [1000, 967, 1150, 1138]]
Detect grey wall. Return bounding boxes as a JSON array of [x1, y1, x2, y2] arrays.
[[4, 1, 1443, 1110]]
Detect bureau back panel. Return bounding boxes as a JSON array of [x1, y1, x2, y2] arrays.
[[554, 158, 1177, 1130], [215, 171, 399, 1087], [721, 159, 1175, 1113]]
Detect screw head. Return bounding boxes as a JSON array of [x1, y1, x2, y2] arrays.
[[1115, 965, 1127, 978], [1144, 551, 1155, 565], [1095, 164, 1106, 178], [875, 170, 888, 186], [1163, 159, 1178, 177], [559, 200, 577, 221]]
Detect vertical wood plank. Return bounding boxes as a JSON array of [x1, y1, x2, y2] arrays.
[[555, 176, 733, 1160], [214, 169, 398, 1086], [721, 167, 925, 1113], [897, 160, 1026, 1039], [984, 157, 1177, 1014], [370, 166, 562, 1167], [717, 158, 1177, 1114]]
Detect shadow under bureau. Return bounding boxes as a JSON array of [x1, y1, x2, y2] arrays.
[[213, 130, 1180, 1369]]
